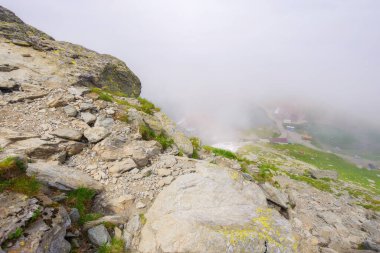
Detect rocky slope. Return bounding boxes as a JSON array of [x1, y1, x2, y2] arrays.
[[0, 5, 379, 253]]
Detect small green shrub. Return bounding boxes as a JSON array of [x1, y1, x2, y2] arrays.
[[190, 137, 201, 159], [139, 124, 156, 141], [66, 187, 100, 225], [30, 209, 41, 222], [139, 213, 147, 225], [117, 113, 129, 123], [8, 227, 23, 240], [203, 146, 238, 160], [137, 97, 160, 115], [98, 238, 126, 253], [90, 88, 113, 102], [0, 156, 26, 179], [139, 124, 173, 150], [285, 172, 332, 193], [10, 176, 41, 196], [155, 133, 174, 150]]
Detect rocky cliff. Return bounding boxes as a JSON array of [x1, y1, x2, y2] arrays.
[[0, 5, 379, 253]]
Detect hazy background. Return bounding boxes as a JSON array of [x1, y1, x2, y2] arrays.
[[2, 0, 380, 141]]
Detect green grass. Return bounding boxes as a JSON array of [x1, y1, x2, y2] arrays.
[[30, 209, 41, 222], [139, 124, 156, 141], [285, 172, 333, 193], [155, 133, 174, 150], [66, 187, 101, 225], [8, 227, 23, 240], [139, 124, 173, 150], [139, 213, 147, 225], [90, 88, 113, 102], [0, 157, 40, 196], [116, 113, 129, 123], [0, 156, 26, 179], [90, 88, 160, 115], [203, 146, 238, 160], [7, 176, 41, 196], [190, 137, 201, 159], [98, 238, 126, 253], [270, 143, 380, 193], [137, 97, 161, 115]]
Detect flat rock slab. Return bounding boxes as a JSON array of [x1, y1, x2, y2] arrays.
[[27, 162, 103, 191], [138, 162, 297, 253], [52, 128, 83, 141]]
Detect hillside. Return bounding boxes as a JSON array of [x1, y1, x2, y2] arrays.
[[0, 5, 379, 253]]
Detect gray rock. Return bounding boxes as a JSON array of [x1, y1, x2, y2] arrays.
[[94, 115, 115, 128], [84, 127, 110, 143], [138, 162, 296, 253], [0, 64, 19, 72], [310, 169, 338, 180], [52, 128, 83, 141], [87, 224, 111, 246], [27, 162, 103, 191], [79, 102, 95, 111], [242, 173, 254, 181], [123, 231, 133, 249], [83, 215, 126, 231], [81, 112, 97, 124], [124, 140, 162, 167], [126, 214, 142, 234], [109, 158, 137, 175], [156, 168, 171, 177], [361, 240, 380, 252], [260, 182, 289, 209], [68, 86, 89, 96], [63, 105, 77, 117], [214, 156, 241, 170], [47, 94, 74, 108], [69, 208, 80, 223]]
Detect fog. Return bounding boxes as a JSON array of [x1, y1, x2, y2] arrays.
[[2, 0, 380, 141]]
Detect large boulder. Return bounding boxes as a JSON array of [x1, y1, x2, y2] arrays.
[[138, 162, 297, 253], [27, 162, 103, 191]]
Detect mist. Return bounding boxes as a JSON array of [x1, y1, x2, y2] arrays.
[[2, 0, 380, 142]]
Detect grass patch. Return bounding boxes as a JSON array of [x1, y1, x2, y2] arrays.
[[8, 176, 41, 196], [66, 187, 101, 225], [139, 124, 156, 141], [30, 209, 41, 222], [190, 137, 201, 159], [139, 213, 147, 225], [252, 163, 279, 183], [356, 203, 380, 212], [0, 157, 40, 196], [8, 227, 23, 240], [203, 146, 238, 160], [116, 113, 129, 123], [155, 133, 174, 150], [90, 88, 113, 102], [137, 97, 160, 115], [98, 238, 126, 253], [285, 171, 333, 193], [139, 124, 173, 150], [0, 156, 26, 179], [270, 143, 380, 193], [90, 87, 160, 115]]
